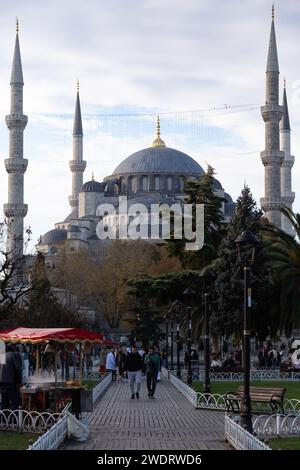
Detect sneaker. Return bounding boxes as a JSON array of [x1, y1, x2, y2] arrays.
[[136, 392, 139, 399], [148, 392, 152, 398], [131, 394, 135, 399]]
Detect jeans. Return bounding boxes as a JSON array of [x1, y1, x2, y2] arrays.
[[127, 370, 142, 394], [146, 372, 158, 396]]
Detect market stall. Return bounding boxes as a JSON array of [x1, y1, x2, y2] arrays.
[[0, 327, 106, 414]]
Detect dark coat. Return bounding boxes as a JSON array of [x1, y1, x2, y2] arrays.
[[124, 352, 143, 372], [0, 351, 23, 385]]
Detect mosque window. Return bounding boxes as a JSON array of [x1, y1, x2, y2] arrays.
[[180, 177, 185, 191], [154, 176, 160, 190], [167, 176, 173, 190], [142, 176, 148, 191], [129, 176, 137, 193]]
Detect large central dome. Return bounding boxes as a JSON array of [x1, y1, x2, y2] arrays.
[[113, 146, 204, 176]]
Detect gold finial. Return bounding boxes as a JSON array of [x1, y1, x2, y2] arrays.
[[77, 79, 79, 92], [152, 114, 166, 148], [92, 172, 95, 181], [272, 4, 275, 20], [16, 17, 19, 34]]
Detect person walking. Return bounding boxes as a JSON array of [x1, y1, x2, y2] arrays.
[[105, 347, 117, 381], [0, 344, 23, 410], [144, 346, 161, 399], [124, 345, 143, 399]]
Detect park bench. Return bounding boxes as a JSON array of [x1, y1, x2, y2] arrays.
[[225, 386, 286, 414]]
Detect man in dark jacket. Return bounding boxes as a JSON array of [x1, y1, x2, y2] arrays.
[[144, 346, 161, 399], [0, 344, 23, 410], [124, 345, 143, 399]]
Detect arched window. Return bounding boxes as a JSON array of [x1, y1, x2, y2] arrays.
[[179, 176, 185, 191], [129, 176, 137, 193], [154, 175, 160, 190], [167, 176, 173, 191], [142, 176, 148, 191]]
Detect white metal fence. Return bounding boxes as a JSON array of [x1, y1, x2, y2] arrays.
[[168, 371, 197, 407], [28, 412, 68, 450], [253, 413, 300, 438], [225, 414, 271, 450], [92, 372, 112, 403], [196, 370, 300, 381], [0, 408, 61, 433]]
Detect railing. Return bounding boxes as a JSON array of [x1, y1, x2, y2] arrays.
[[253, 413, 300, 438], [92, 373, 112, 403], [196, 370, 300, 381], [225, 414, 271, 450], [28, 412, 68, 450], [0, 408, 61, 433], [196, 392, 300, 414], [168, 371, 197, 407]]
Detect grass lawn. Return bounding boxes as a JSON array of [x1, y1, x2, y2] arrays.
[[192, 380, 300, 400], [0, 432, 38, 450], [268, 437, 300, 450]]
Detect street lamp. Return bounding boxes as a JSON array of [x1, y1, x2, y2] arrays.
[[164, 311, 170, 367], [172, 300, 182, 378], [235, 228, 259, 434], [167, 308, 174, 370], [183, 288, 196, 386], [199, 267, 216, 395]]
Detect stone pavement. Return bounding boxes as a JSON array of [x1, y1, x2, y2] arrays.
[[63, 376, 228, 450]]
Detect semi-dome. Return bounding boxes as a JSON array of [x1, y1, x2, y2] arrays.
[[113, 146, 204, 176], [41, 228, 67, 244], [81, 179, 105, 193]]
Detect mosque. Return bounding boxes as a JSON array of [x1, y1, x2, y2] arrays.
[[3, 8, 295, 268]]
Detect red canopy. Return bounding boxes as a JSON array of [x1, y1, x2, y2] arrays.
[[0, 327, 104, 344]]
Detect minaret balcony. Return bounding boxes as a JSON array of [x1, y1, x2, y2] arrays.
[[5, 113, 28, 129], [4, 158, 28, 173], [3, 203, 28, 218], [281, 155, 295, 167], [282, 193, 295, 205], [68, 195, 79, 207], [260, 150, 284, 166], [69, 160, 86, 172], [260, 198, 283, 212], [261, 104, 283, 123]]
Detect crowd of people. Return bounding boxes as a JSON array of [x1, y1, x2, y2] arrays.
[[105, 345, 163, 399]]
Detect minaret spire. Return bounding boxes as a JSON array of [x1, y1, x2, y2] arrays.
[[69, 81, 86, 211], [280, 80, 295, 234], [260, 6, 284, 228], [4, 22, 28, 279]]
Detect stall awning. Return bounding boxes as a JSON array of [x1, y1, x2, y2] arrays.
[[0, 327, 105, 344]]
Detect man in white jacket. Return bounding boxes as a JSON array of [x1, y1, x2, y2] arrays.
[[105, 347, 117, 381]]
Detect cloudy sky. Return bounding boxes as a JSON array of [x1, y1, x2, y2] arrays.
[[0, 0, 299, 251]]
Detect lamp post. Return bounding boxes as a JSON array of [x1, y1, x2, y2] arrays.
[[183, 288, 196, 386], [172, 300, 182, 378], [164, 312, 169, 367], [199, 268, 216, 395], [235, 228, 259, 434]]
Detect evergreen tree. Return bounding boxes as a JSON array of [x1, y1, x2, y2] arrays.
[[167, 165, 225, 269], [213, 185, 279, 341]]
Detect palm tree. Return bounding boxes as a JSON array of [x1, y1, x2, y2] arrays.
[[263, 208, 300, 335]]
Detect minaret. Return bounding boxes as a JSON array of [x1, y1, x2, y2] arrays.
[[68, 80, 86, 211], [260, 6, 284, 228], [4, 20, 28, 267], [280, 79, 295, 234]]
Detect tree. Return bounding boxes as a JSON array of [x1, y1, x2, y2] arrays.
[[167, 165, 225, 269], [52, 241, 182, 330], [0, 221, 33, 322], [262, 208, 300, 335], [212, 185, 279, 341]]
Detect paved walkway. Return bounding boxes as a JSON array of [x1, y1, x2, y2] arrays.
[[64, 376, 228, 450]]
